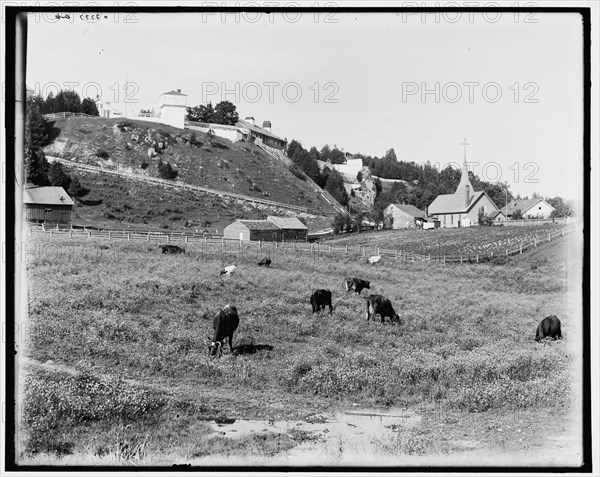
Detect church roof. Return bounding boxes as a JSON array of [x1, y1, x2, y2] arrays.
[[428, 191, 486, 214]]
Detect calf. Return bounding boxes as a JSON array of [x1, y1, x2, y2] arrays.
[[258, 257, 272, 268], [207, 305, 240, 357], [343, 277, 371, 295], [535, 315, 562, 341], [311, 289, 333, 315], [160, 244, 185, 254], [366, 294, 400, 324]]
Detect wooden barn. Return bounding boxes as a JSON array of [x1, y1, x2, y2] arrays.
[[384, 203, 426, 229], [223, 220, 282, 242], [24, 187, 74, 225], [267, 216, 308, 241]]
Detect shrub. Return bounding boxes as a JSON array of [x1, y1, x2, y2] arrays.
[[96, 149, 110, 159], [157, 160, 178, 180]]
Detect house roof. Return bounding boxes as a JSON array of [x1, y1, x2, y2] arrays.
[[24, 187, 74, 206], [500, 198, 554, 217], [388, 204, 425, 218], [237, 220, 280, 231], [161, 90, 187, 96], [428, 191, 486, 214], [487, 210, 505, 219], [237, 119, 286, 144], [267, 216, 308, 230]]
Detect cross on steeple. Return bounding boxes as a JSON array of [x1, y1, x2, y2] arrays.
[[461, 138, 469, 162]]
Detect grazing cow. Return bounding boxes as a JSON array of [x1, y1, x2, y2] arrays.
[[366, 294, 400, 324], [311, 289, 333, 315], [207, 305, 240, 357], [343, 277, 371, 295], [258, 257, 272, 268], [219, 263, 237, 276], [160, 244, 185, 254], [368, 255, 382, 265], [535, 315, 562, 341]]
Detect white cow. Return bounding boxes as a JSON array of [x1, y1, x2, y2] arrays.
[[367, 255, 382, 265]]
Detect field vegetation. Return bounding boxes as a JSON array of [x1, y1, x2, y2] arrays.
[[18, 231, 580, 465]]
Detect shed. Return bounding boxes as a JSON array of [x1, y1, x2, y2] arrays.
[[223, 220, 282, 242], [24, 187, 74, 225], [384, 204, 426, 229], [266, 216, 308, 241]]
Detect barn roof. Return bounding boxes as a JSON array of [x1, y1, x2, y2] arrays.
[[487, 210, 505, 219], [428, 191, 485, 214], [237, 220, 280, 230], [267, 216, 308, 230], [389, 204, 425, 218], [24, 187, 74, 206], [500, 198, 554, 217]]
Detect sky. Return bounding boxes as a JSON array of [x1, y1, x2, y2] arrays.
[[25, 9, 585, 203]]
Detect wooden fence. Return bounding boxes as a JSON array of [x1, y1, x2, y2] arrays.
[[27, 222, 577, 265], [43, 112, 97, 120]]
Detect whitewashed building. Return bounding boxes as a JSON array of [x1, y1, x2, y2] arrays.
[[500, 198, 555, 219]]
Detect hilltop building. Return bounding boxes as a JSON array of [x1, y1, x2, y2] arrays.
[[500, 198, 555, 219], [24, 186, 74, 225], [223, 216, 307, 242], [158, 89, 188, 129], [317, 156, 364, 182], [427, 142, 501, 228], [186, 117, 287, 150]]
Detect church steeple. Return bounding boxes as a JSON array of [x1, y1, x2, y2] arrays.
[[456, 138, 475, 207]]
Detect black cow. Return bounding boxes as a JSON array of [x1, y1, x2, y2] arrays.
[[343, 277, 371, 295], [160, 244, 185, 254], [311, 289, 333, 315], [258, 257, 272, 267], [535, 315, 562, 341], [366, 294, 400, 324], [207, 305, 240, 357]]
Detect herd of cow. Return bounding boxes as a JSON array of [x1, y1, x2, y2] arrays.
[[158, 244, 563, 357]]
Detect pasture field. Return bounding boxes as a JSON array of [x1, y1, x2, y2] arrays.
[[17, 230, 583, 466], [326, 224, 568, 258]]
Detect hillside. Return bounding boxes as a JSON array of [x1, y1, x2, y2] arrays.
[[42, 117, 339, 230]]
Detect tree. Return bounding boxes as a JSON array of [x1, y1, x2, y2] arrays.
[[81, 97, 99, 116], [324, 169, 348, 206], [332, 213, 352, 234], [547, 196, 574, 218], [213, 101, 239, 125], [384, 148, 397, 162], [308, 147, 321, 163], [286, 139, 304, 160], [54, 90, 82, 113], [68, 175, 88, 197], [512, 209, 523, 220], [47, 162, 71, 189], [25, 99, 50, 185], [186, 103, 215, 123]]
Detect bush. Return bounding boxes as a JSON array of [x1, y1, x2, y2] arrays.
[[96, 149, 109, 159], [157, 160, 178, 180]]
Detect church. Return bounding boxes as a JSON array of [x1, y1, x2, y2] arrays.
[[427, 142, 501, 228]]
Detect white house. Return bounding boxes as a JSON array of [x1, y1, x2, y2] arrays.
[[159, 89, 187, 129], [500, 198, 555, 219], [384, 204, 426, 229], [96, 99, 123, 119], [428, 159, 501, 228]]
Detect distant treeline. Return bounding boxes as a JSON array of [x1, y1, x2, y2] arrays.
[[28, 90, 99, 116]]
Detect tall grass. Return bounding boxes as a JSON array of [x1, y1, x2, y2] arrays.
[[20, 234, 576, 459]]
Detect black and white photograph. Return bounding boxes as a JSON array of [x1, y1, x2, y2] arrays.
[[2, 1, 597, 472]]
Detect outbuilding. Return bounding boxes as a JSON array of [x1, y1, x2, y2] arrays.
[[223, 219, 282, 242], [384, 203, 426, 229], [267, 215, 308, 241], [24, 186, 74, 225]]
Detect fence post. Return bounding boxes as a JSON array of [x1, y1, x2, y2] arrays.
[[69, 229, 72, 238], [460, 255, 463, 263], [534, 237, 537, 248], [548, 233, 551, 243], [50, 229, 53, 235], [185, 236, 188, 243], [362, 246, 365, 257], [562, 228, 564, 237], [147, 232, 150, 242], [108, 231, 111, 240], [166, 235, 170, 243], [520, 244, 523, 254], [128, 233, 131, 241], [87, 230, 91, 239], [395, 249, 398, 260], [476, 254, 479, 263], [443, 255, 446, 266], [346, 245, 348, 254]]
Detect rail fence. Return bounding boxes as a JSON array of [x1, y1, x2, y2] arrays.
[[43, 112, 97, 120], [47, 156, 308, 214], [27, 222, 577, 265]]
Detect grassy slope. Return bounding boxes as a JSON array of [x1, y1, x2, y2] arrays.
[[19, 231, 582, 464], [43, 117, 337, 229]]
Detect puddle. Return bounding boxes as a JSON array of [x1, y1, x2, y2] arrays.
[[209, 407, 421, 441]]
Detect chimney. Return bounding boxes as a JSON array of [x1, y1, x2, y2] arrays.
[[177, 89, 181, 93], [262, 120, 271, 132], [245, 116, 255, 126], [465, 184, 470, 208]]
